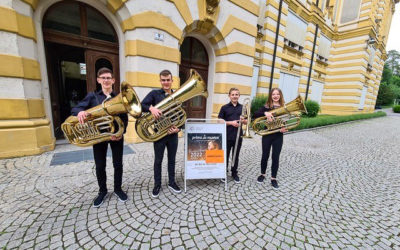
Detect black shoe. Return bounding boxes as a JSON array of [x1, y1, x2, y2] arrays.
[[257, 175, 265, 183], [93, 192, 107, 208], [152, 185, 161, 198], [221, 178, 226, 183], [114, 190, 128, 202], [271, 179, 279, 188], [232, 174, 240, 183], [168, 182, 182, 194]]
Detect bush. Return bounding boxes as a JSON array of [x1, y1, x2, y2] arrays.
[[303, 100, 320, 117], [393, 105, 400, 113], [292, 111, 387, 131], [251, 94, 268, 118]]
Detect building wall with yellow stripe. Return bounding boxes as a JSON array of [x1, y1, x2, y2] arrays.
[[0, 2, 54, 158], [257, 0, 397, 115], [0, 0, 260, 157], [0, 0, 397, 158]]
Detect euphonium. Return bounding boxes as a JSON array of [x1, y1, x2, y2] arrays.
[[61, 82, 142, 147], [136, 69, 208, 142], [252, 95, 307, 136]]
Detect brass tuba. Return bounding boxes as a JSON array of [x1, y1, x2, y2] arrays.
[[252, 95, 307, 136], [136, 69, 208, 142], [61, 82, 142, 147]]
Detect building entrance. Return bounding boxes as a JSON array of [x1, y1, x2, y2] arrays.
[[42, 1, 119, 138], [179, 37, 209, 118]]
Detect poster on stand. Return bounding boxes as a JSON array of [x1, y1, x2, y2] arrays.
[[184, 119, 226, 189]]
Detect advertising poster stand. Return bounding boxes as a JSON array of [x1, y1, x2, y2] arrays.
[[184, 119, 227, 192]]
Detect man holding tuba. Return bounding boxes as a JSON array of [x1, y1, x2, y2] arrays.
[[71, 67, 128, 207], [141, 69, 182, 198], [218, 87, 247, 183]]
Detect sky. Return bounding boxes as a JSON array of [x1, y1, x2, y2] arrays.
[[386, 4, 400, 52]]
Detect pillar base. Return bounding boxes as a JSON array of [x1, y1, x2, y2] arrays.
[[0, 119, 55, 159]]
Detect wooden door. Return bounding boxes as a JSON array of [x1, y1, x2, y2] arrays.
[[85, 50, 120, 93], [179, 37, 209, 118], [179, 65, 208, 118]]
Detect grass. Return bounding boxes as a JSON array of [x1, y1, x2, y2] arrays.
[[291, 111, 387, 131]]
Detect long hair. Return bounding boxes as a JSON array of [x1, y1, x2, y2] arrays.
[[266, 88, 285, 108]]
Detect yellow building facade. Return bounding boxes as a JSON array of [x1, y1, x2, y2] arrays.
[[0, 0, 398, 158]]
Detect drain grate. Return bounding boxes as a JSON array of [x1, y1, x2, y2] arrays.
[[50, 145, 134, 166]]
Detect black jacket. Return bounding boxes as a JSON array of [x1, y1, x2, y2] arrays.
[[71, 90, 128, 133]]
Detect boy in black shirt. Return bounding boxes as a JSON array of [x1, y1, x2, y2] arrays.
[[218, 88, 247, 183], [71, 67, 128, 207]]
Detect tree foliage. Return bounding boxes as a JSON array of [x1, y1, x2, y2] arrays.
[[386, 50, 400, 75], [376, 83, 395, 106], [377, 50, 400, 107]]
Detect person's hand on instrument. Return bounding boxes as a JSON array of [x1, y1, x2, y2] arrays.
[[264, 112, 274, 122], [280, 127, 288, 133], [77, 111, 90, 124], [110, 135, 122, 141], [240, 115, 248, 125], [230, 120, 240, 127], [149, 105, 162, 120], [167, 125, 180, 134]]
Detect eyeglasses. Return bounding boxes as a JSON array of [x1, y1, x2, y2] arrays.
[[98, 77, 113, 80]]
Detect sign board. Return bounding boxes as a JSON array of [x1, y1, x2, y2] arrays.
[[184, 119, 227, 191]]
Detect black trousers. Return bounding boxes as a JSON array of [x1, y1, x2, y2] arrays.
[[261, 133, 283, 178], [92, 138, 124, 193], [153, 133, 178, 186], [226, 138, 242, 176]]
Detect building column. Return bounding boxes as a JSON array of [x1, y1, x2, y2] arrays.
[[0, 2, 54, 158]]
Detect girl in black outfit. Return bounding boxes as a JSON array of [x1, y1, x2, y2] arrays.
[[253, 88, 287, 188]]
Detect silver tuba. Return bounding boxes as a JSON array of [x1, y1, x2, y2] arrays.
[[135, 69, 208, 142]]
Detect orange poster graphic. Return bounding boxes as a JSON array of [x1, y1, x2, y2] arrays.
[[205, 149, 224, 163]]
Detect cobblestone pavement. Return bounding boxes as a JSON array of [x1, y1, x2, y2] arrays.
[[1, 116, 399, 249]]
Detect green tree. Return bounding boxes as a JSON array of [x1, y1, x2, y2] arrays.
[[389, 75, 400, 87], [381, 63, 393, 83], [386, 50, 400, 75], [389, 84, 400, 100], [376, 83, 395, 106]]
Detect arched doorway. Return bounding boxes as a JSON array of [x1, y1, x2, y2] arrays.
[[43, 1, 119, 138], [179, 37, 209, 118]]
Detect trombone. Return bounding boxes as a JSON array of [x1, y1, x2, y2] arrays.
[[229, 98, 252, 171]]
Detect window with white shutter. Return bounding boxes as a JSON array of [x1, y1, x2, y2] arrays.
[[317, 34, 331, 60], [279, 73, 300, 102], [286, 12, 308, 47], [309, 81, 324, 104], [340, 0, 361, 24]]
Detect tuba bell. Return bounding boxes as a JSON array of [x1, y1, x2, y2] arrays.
[[136, 69, 208, 142], [61, 82, 142, 147], [252, 95, 307, 136]]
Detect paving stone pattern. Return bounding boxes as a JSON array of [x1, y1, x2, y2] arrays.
[[0, 116, 399, 249]]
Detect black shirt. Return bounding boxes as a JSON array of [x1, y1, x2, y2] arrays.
[[253, 105, 282, 118], [141, 89, 173, 112], [141, 88, 181, 132], [253, 105, 283, 135], [71, 90, 128, 133], [218, 102, 243, 141]]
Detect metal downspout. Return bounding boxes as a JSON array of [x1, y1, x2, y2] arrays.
[[269, 0, 283, 92], [305, 0, 320, 100]]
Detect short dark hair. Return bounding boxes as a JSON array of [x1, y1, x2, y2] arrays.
[[97, 67, 114, 77], [229, 87, 240, 95], [159, 69, 172, 78]]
